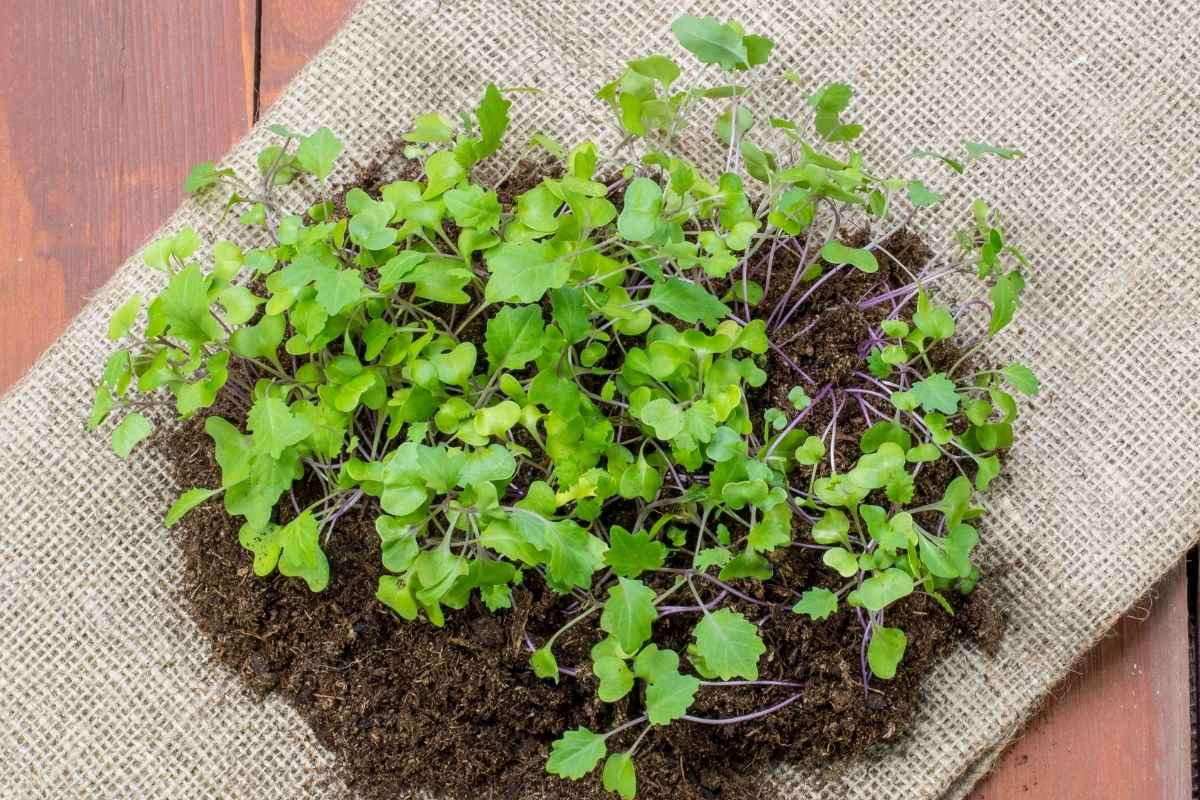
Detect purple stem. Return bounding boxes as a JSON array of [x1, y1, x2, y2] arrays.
[[772, 264, 844, 332], [660, 590, 728, 617], [767, 341, 815, 384], [681, 693, 803, 725], [700, 679, 804, 689], [764, 384, 833, 459], [523, 634, 580, 677]]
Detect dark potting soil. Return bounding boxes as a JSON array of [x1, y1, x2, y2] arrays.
[[160, 171, 1005, 799]]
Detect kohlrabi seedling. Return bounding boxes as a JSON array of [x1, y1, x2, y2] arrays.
[[91, 14, 1035, 797]]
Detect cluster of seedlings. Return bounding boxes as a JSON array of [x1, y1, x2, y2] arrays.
[[91, 16, 1035, 798]]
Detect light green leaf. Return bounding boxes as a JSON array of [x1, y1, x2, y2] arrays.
[[108, 295, 142, 340], [475, 83, 511, 158], [484, 304, 544, 372], [111, 412, 152, 458], [822, 546, 859, 577], [617, 177, 663, 241], [164, 487, 218, 527], [639, 397, 683, 440], [295, 127, 342, 181], [276, 510, 330, 592], [911, 373, 959, 414], [594, 656, 635, 702], [547, 728, 607, 780], [531, 646, 559, 682], [821, 241, 878, 274], [671, 15, 749, 70], [645, 670, 700, 725], [690, 608, 764, 680], [1001, 362, 1039, 396], [484, 241, 569, 303], [604, 526, 668, 577], [600, 577, 658, 653], [867, 625, 907, 679], [444, 184, 502, 230], [422, 150, 465, 198], [602, 753, 637, 800], [859, 568, 915, 612], [792, 587, 838, 620], [645, 278, 729, 324], [247, 396, 312, 459]]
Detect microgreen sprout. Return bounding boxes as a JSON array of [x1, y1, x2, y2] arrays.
[[91, 14, 1036, 797]]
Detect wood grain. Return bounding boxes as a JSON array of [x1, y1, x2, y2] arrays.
[[0, 0, 257, 393], [0, 2, 1191, 798], [257, 0, 354, 114], [970, 562, 1192, 799]]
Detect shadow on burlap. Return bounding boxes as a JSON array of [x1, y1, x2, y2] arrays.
[[2, 1, 1198, 797]]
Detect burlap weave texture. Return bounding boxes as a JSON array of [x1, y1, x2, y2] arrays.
[[2, 2, 1198, 798]]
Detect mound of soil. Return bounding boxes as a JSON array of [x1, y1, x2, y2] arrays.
[[161, 171, 1005, 799]]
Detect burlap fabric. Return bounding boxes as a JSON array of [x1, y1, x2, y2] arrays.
[[3, 1, 1197, 797]]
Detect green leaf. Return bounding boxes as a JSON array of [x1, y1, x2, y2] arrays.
[[633, 643, 679, 683], [913, 291, 955, 340], [376, 516, 420, 573], [376, 574, 418, 620], [618, 456, 662, 503], [859, 568, 914, 612], [747, 501, 791, 551], [111, 412, 151, 458], [604, 526, 668, 577], [989, 271, 1022, 335], [313, 268, 364, 316], [276, 510, 330, 592], [867, 625, 907, 680], [444, 184, 502, 230], [911, 373, 959, 414], [600, 577, 658, 653], [108, 295, 142, 340], [404, 112, 455, 143], [906, 179, 943, 207], [550, 286, 590, 345], [639, 398, 683, 440], [475, 83, 511, 158], [1001, 363, 1039, 396], [820, 241, 878, 274], [164, 487, 218, 527], [616, 177, 663, 241], [547, 728, 607, 780], [645, 670, 700, 725], [629, 54, 680, 86], [295, 127, 342, 181], [484, 241, 569, 303], [645, 278, 729, 324], [594, 656, 634, 702], [690, 608, 764, 680], [792, 587, 838, 620], [602, 752, 637, 800], [822, 546, 859, 577], [160, 265, 222, 347], [484, 304, 544, 372], [964, 141, 1024, 161], [183, 161, 231, 194], [247, 396, 312, 459], [531, 646, 559, 682], [474, 400, 521, 437], [671, 15, 749, 70], [423, 150, 465, 198]]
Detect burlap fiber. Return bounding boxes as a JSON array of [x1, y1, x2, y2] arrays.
[[3, 1, 1198, 797]]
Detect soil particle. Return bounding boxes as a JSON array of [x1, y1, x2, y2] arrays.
[[159, 181, 1005, 800]]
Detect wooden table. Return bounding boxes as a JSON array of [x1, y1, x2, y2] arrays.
[[0, 3, 1191, 797]]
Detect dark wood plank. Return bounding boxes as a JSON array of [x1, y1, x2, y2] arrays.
[[0, 0, 257, 393], [257, 0, 355, 114], [971, 561, 1192, 799]]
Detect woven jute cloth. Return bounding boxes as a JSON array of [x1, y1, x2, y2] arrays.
[[3, 1, 1198, 797]]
